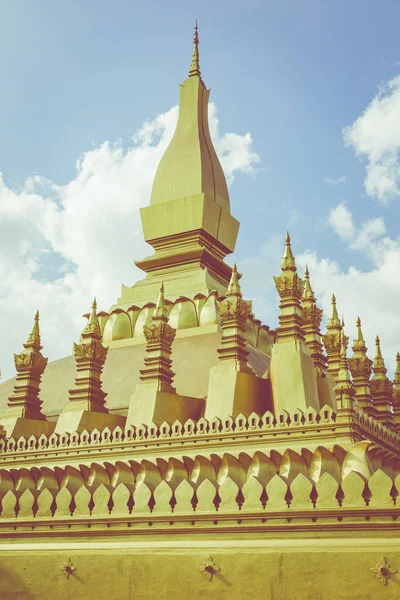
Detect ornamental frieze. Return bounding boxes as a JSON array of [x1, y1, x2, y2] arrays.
[[218, 297, 252, 323], [302, 305, 323, 328], [73, 340, 108, 363], [143, 322, 176, 344], [348, 356, 373, 379], [273, 272, 304, 297]]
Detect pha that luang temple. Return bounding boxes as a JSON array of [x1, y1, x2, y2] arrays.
[[0, 24, 399, 600]]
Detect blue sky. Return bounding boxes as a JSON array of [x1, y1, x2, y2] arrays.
[[1, 1, 400, 259], [0, 1, 400, 378]]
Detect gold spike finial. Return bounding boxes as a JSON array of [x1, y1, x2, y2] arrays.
[[375, 335, 383, 360], [227, 264, 242, 297], [303, 265, 314, 299], [189, 20, 201, 78], [25, 310, 41, 349], [329, 293, 340, 324], [340, 329, 347, 357], [356, 317, 363, 341], [82, 297, 101, 339], [281, 231, 296, 271], [154, 282, 168, 320], [88, 297, 97, 325], [395, 352, 400, 376], [351, 316, 367, 354]]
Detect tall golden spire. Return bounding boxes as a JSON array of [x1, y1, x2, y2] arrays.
[[68, 298, 109, 413], [334, 328, 355, 421], [322, 294, 347, 383], [119, 21, 239, 307], [392, 352, 400, 433], [348, 317, 373, 414], [273, 232, 304, 342], [189, 20, 201, 78], [370, 336, 394, 429], [140, 284, 177, 392], [301, 266, 327, 373], [7, 311, 48, 420], [216, 265, 252, 372]]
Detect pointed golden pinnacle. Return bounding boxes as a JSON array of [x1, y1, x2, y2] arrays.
[[189, 20, 201, 78], [227, 264, 242, 297]]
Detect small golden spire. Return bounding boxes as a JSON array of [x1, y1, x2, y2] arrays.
[[281, 231, 296, 271], [356, 317, 363, 341], [301, 265, 326, 372], [82, 298, 101, 339], [154, 282, 168, 320], [348, 316, 373, 414], [394, 352, 400, 387], [337, 329, 353, 386], [189, 20, 201, 78], [7, 310, 48, 420], [25, 310, 42, 350], [371, 335, 394, 429], [303, 265, 315, 299], [89, 298, 97, 325], [334, 327, 355, 413], [352, 317, 368, 353], [328, 294, 340, 327], [227, 264, 242, 297], [340, 330, 347, 361], [141, 283, 176, 392], [393, 352, 400, 432], [375, 335, 384, 365]]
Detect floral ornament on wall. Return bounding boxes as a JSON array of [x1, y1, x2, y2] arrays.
[[199, 556, 220, 581], [60, 558, 76, 579], [370, 556, 397, 586]]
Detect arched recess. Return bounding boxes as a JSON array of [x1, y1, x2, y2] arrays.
[[103, 309, 132, 341]]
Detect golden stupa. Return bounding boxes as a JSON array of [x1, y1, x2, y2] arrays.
[[0, 23, 399, 600]]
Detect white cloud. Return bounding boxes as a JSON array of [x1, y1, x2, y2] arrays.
[[0, 103, 260, 381], [239, 203, 400, 375], [300, 205, 400, 374], [324, 175, 347, 185], [343, 76, 400, 204], [328, 201, 355, 242]]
